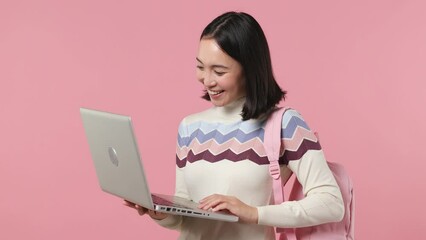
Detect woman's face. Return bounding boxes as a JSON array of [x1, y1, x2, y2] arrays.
[[196, 38, 246, 107]]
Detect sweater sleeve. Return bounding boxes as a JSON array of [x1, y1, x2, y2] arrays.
[[154, 119, 190, 229], [257, 109, 344, 228]]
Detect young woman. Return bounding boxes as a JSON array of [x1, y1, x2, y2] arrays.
[[125, 11, 344, 240]]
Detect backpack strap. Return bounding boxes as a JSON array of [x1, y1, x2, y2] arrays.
[[264, 107, 288, 208], [264, 107, 289, 238]]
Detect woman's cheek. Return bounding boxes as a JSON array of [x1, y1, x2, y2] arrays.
[[196, 70, 204, 83]]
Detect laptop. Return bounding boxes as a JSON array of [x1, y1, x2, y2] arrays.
[[80, 107, 238, 222]]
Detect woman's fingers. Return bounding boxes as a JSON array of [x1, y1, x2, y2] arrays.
[[135, 205, 148, 215], [123, 200, 137, 209], [199, 194, 226, 210], [147, 209, 168, 220], [198, 194, 258, 224], [199, 194, 233, 211], [123, 200, 147, 215]]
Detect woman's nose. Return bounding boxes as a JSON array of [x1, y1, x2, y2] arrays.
[[203, 72, 216, 87]]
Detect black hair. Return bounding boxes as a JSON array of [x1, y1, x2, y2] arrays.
[[200, 11, 286, 120]]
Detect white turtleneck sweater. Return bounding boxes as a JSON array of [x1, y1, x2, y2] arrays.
[[156, 99, 344, 240]]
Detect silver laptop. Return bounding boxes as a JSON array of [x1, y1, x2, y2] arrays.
[[80, 107, 238, 222]]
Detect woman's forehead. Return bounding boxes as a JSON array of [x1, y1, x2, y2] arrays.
[[197, 39, 237, 68]]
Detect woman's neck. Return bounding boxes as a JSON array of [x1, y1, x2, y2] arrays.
[[213, 97, 245, 118]]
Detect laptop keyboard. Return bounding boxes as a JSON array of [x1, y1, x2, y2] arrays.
[[151, 194, 190, 209]]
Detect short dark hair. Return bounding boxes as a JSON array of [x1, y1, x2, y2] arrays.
[[200, 11, 286, 120]]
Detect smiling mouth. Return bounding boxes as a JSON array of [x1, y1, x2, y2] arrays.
[[207, 90, 224, 96]]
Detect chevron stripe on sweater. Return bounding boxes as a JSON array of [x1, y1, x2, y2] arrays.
[[283, 139, 322, 161], [176, 149, 288, 168], [177, 128, 264, 147], [282, 115, 311, 138], [283, 126, 319, 151], [183, 119, 263, 134], [176, 137, 266, 160], [176, 108, 322, 167]]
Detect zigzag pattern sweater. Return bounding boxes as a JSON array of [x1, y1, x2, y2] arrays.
[[156, 99, 344, 240]]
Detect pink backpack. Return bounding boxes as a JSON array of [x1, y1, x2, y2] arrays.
[[264, 107, 354, 240]]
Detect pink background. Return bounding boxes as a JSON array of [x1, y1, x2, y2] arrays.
[[1, 0, 425, 239]]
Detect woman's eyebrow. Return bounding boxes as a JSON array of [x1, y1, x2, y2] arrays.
[[196, 58, 229, 69]]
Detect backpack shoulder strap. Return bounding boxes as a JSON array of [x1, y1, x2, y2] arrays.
[[264, 107, 288, 204]]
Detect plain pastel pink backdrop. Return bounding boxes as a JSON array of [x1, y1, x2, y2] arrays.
[[1, 0, 425, 239]]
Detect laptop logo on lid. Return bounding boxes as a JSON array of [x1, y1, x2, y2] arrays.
[[108, 147, 119, 167]]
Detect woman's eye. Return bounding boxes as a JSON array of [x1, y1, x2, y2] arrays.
[[196, 66, 204, 70], [215, 71, 225, 76]]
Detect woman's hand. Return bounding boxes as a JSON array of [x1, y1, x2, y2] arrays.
[[198, 194, 258, 224], [123, 200, 169, 220]]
